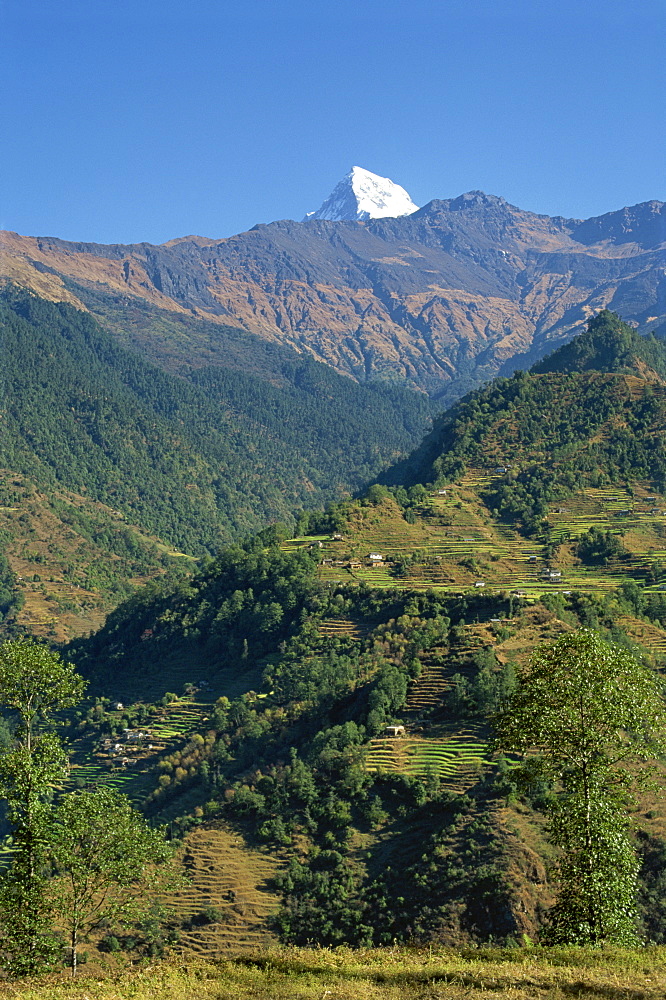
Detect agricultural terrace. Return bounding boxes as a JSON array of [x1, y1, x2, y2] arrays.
[[0, 471, 193, 643], [360, 612, 567, 785], [290, 470, 666, 599], [365, 726, 491, 792], [164, 824, 283, 956], [65, 694, 215, 805]]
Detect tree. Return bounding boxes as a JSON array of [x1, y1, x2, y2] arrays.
[[494, 629, 666, 945], [48, 787, 180, 975], [576, 527, 626, 566], [0, 638, 86, 752], [0, 735, 67, 976], [0, 639, 85, 976]]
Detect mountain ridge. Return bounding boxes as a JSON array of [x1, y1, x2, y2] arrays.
[[1, 194, 664, 400]]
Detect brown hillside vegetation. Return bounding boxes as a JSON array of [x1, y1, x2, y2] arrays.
[[165, 824, 283, 956]]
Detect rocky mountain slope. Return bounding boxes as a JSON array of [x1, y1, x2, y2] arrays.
[[2, 193, 663, 400]]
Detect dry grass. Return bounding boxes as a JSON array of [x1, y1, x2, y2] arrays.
[[3, 946, 666, 1000], [165, 824, 283, 955]]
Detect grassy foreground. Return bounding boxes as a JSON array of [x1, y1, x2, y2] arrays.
[[3, 946, 665, 1000]]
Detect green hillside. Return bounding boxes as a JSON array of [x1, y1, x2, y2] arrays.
[[384, 312, 666, 532], [63, 511, 666, 952], [531, 309, 666, 376], [0, 470, 195, 642], [0, 285, 433, 556], [6, 308, 666, 963]]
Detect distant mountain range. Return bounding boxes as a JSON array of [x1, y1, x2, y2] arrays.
[[1, 175, 664, 402]]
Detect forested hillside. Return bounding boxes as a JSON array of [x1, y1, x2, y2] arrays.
[[4, 308, 666, 964], [0, 285, 433, 555], [63, 517, 666, 952], [47, 311, 666, 958], [531, 309, 666, 377], [384, 312, 666, 531], [0, 471, 195, 642]]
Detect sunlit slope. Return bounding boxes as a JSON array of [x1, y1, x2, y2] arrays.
[[4, 194, 664, 397], [397, 312, 666, 498], [48, 311, 666, 955], [301, 478, 666, 599], [297, 314, 666, 598]]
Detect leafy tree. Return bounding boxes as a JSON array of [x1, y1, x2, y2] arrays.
[[494, 630, 666, 944], [0, 639, 85, 975], [0, 736, 67, 976], [48, 787, 180, 975], [0, 638, 86, 751], [472, 658, 517, 715]]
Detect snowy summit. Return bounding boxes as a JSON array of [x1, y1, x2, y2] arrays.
[[304, 166, 419, 222]]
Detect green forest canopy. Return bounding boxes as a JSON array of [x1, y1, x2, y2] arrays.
[[0, 285, 434, 554]]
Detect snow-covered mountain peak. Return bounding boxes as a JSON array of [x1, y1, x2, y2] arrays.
[[304, 166, 419, 222]]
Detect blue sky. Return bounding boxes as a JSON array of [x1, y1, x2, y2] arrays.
[[2, 0, 664, 244]]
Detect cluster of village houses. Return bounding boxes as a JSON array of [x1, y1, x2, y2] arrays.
[[100, 728, 156, 767], [310, 535, 387, 571], [315, 533, 568, 592], [320, 551, 386, 570], [96, 685, 213, 769]]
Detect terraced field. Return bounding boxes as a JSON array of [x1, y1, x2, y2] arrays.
[[67, 698, 212, 802], [0, 471, 192, 642], [403, 658, 452, 717], [547, 486, 666, 541], [317, 618, 375, 641], [365, 726, 491, 791], [165, 824, 282, 956], [363, 620, 501, 790], [306, 473, 666, 599], [314, 472, 544, 593], [281, 535, 329, 553], [616, 615, 666, 659]]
